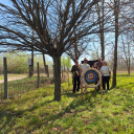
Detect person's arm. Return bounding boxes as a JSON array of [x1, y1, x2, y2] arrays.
[[80, 65, 82, 74], [71, 66, 74, 78], [108, 66, 111, 77], [100, 67, 103, 75]]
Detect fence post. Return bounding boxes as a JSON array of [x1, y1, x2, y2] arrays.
[[37, 62, 40, 88], [3, 57, 7, 99], [47, 66, 49, 77], [62, 66, 63, 77], [29, 65, 32, 77], [45, 65, 49, 77], [53, 65, 55, 79]]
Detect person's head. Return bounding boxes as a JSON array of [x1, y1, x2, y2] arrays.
[[94, 63, 97, 67], [75, 60, 79, 66], [98, 57, 102, 62], [102, 61, 107, 66], [84, 58, 88, 64]]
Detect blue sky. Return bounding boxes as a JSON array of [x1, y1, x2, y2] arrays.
[[0, 0, 115, 65], [1, 0, 12, 6]]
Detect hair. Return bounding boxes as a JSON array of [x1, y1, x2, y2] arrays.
[[102, 61, 108, 66], [75, 59, 78, 62]]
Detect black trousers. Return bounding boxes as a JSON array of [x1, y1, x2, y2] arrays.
[[73, 77, 80, 92], [102, 76, 110, 90]]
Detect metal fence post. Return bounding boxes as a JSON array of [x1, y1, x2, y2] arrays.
[[37, 62, 40, 88], [3, 57, 7, 99]]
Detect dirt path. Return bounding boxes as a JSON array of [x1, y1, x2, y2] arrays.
[[0, 76, 27, 84]]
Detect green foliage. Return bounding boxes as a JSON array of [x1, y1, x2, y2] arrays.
[[61, 56, 72, 70], [1, 73, 134, 133], [0, 51, 53, 73], [90, 51, 99, 60], [4, 51, 30, 73], [66, 56, 72, 69]]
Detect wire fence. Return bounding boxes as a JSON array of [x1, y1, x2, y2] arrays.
[[0, 58, 71, 103]]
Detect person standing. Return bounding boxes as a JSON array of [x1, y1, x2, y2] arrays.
[[100, 61, 111, 92], [94, 58, 103, 91], [96, 57, 103, 70], [92, 62, 99, 70], [71, 60, 80, 93], [92, 62, 100, 91], [80, 58, 90, 92]]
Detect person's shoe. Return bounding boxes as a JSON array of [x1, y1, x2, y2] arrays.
[[103, 90, 106, 92], [107, 90, 109, 92]]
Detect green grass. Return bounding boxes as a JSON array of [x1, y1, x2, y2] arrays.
[[0, 76, 54, 100], [1, 73, 134, 133], [0, 76, 3, 80]]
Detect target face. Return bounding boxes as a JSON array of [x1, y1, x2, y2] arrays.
[[84, 70, 98, 84]]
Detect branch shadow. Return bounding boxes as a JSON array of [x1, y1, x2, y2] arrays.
[[0, 89, 102, 133], [0, 99, 54, 133]]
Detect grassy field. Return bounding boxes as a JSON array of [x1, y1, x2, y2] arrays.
[[0, 76, 54, 100], [0, 73, 134, 133]]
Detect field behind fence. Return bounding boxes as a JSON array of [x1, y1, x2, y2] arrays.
[[0, 57, 71, 102]]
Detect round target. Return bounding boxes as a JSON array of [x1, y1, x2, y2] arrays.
[[82, 68, 101, 88], [85, 70, 98, 84]]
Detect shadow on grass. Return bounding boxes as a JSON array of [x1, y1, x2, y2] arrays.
[[0, 99, 54, 133], [0, 87, 103, 133], [63, 90, 99, 112]]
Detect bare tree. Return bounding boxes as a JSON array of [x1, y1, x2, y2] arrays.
[[120, 34, 133, 75], [0, 0, 110, 101], [96, 0, 105, 60], [107, 0, 134, 86], [112, 0, 120, 87], [66, 42, 88, 62]]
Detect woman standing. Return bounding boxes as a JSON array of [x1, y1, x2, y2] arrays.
[[92, 62, 99, 70], [100, 61, 111, 92], [92, 62, 100, 91]]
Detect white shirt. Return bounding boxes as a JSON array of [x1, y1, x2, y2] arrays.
[[80, 64, 90, 72], [100, 66, 111, 76]]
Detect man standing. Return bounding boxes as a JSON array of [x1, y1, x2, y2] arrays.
[[71, 60, 80, 93], [80, 58, 90, 92]]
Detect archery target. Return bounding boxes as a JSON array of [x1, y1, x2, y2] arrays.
[[82, 68, 101, 88], [85, 70, 98, 84]]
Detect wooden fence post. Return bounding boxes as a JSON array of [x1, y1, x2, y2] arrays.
[[62, 66, 63, 77], [45, 65, 49, 77], [67, 67, 70, 90], [37, 62, 40, 88], [3, 57, 7, 99], [53, 65, 55, 79]]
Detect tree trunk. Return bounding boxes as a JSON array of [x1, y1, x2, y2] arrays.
[[101, 30, 105, 60], [72, 0, 78, 60], [97, 1, 105, 60], [112, 0, 119, 87], [31, 30, 34, 76], [128, 57, 130, 76], [53, 56, 61, 101], [42, 52, 46, 73], [101, 0, 105, 60]]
